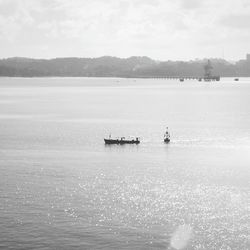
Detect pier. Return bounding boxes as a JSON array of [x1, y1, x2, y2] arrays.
[[129, 76, 220, 81], [129, 60, 220, 81]]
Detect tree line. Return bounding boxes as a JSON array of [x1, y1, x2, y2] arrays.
[[0, 56, 249, 77]]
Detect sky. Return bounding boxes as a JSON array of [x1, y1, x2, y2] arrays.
[[0, 0, 249, 61]]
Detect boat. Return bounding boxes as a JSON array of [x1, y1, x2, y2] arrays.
[[104, 136, 140, 145], [164, 127, 170, 143], [234, 78, 239, 81]]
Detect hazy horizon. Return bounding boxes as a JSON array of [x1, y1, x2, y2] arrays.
[[0, 0, 249, 61]]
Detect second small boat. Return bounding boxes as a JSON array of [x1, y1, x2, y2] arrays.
[[164, 127, 170, 143]]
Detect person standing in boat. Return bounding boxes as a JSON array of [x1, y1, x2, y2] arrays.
[[165, 127, 169, 136]]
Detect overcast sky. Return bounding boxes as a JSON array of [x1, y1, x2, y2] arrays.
[[0, 0, 249, 61]]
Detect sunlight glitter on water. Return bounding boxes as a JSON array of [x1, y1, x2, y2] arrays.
[[0, 78, 250, 249]]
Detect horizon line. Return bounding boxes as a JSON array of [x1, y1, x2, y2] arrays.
[[0, 55, 244, 63]]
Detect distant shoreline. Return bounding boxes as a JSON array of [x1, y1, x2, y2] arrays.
[[0, 76, 249, 79], [0, 56, 250, 77]]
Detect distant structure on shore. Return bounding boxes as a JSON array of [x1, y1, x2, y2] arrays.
[[203, 60, 220, 81], [204, 60, 213, 78]]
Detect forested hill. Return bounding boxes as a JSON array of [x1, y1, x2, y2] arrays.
[[0, 56, 249, 77]]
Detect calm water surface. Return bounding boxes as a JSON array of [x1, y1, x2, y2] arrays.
[[0, 78, 250, 249]]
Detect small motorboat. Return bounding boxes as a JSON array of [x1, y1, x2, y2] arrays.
[[164, 127, 170, 143], [104, 135, 140, 145]]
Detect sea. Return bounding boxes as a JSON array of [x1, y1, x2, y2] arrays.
[[0, 77, 249, 250]]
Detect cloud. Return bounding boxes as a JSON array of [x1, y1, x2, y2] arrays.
[[0, 0, 249, 60], [220, 14, 250, 29], [0, 0, 35, 42], [179, 0, 203, 10], [0, 0, 18, 17]]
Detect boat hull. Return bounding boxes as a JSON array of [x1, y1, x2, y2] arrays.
[[164, 138, 170, 143], [104, 139, 140, 145]]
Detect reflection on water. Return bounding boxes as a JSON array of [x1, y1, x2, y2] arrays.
[[0, 78, 250, 249]]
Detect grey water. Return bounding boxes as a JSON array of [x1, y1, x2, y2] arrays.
[[0, 77, 250, 249]]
